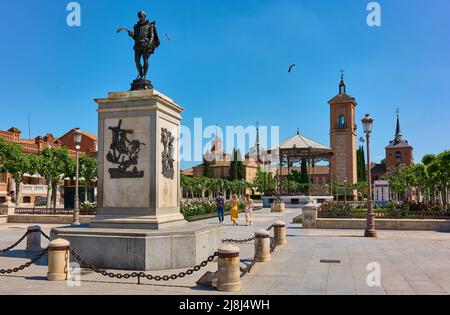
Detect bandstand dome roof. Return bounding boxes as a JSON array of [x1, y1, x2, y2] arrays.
[[275, 133, 331, 151]]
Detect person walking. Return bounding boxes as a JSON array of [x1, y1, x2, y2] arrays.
[[244, 194, 254, 226], [215, 193, 225, 225], [231, 194, 239, 226]]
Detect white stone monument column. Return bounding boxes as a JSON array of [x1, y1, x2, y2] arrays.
[[90, 89, 185, 230], [51, 89, 220, 271]]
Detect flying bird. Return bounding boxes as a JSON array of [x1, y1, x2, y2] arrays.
[[288, 64, 296, 73]]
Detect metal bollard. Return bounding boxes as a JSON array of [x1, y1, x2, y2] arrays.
[[47, 239, 70, 281], [255, 229, 271, 262], [26, 226, 42, 252], [217, 244, 241, 292], [273, 221, 288, 246]]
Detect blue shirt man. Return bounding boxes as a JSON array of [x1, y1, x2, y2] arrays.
[[215, 194, 225, 224]]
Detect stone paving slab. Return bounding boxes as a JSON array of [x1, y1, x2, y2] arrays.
[[1, 209, 450, 295]]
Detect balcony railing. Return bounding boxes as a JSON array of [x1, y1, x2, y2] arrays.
[[21, 185, 48, 194], [14, 208, 96, 216]]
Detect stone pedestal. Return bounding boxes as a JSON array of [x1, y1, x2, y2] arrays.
[[273, 221, 287, 245], [51, 224, 219, 271], [51, 89, 220, 271], [271, 202, 286, 213], [217, 244, 241, 292], [0, 198, 15, 216], [47, 239, 70, 281], [255, 230, 271, 262], [302, 200, 320, 229], [92, 89, 186, 230], [26, 226, 42, 252]]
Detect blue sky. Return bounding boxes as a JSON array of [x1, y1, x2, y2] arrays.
[[1, 0, 449, 170]]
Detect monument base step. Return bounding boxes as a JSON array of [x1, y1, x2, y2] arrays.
[[89, 213, 187, 230], [51, 224, 220, 271]]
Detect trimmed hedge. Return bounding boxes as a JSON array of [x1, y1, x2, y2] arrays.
[[180, 200, 245, 219]]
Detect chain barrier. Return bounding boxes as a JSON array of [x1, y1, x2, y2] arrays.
[[0, 231, 30, 254], [222, 225, 274, 244], [40, 230, 51, 241], [239, 235, 264, 277], [270, 237, 277, 254], [69, 246, 219, 284], [222, 236, 255, 244], [0, 247, 48, 275]]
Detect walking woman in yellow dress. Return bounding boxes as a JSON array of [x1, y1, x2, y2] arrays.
[[231, 194, 239, 226]]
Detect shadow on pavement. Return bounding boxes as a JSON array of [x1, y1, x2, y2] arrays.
[[0, 250, 48, 266]]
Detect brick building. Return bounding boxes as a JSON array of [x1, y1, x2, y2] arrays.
[[385, 112, 414, 174], [59, 128, 97, 158], [189, 134, 260, 182], [369, 112, 414, 180], [0, 126, 97, 206]]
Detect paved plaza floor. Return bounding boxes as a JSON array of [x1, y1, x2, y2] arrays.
[[1, 208, 450, 295]]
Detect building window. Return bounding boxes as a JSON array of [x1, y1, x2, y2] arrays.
[[338, 115, 345, 129], [395, 151, 402, 159], [0, 197, 5, 204], [23, 196, 32, 204], [0, 172, 5, 183]]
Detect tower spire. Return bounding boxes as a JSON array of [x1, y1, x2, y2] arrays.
[[339, 70, 346, 94], [256, 121, 260, 163], [395, 108, 402, 137]]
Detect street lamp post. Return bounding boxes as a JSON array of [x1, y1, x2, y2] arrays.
[[362, 114, 377, 238], [72, 128, 83, 226], [344, 177, 348, 204]]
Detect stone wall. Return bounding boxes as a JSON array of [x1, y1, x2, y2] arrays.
[[7, 215, 94, 225], [0, 215, 7, 224], [316, 218, 450, 232]]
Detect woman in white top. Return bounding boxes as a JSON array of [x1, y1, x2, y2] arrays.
[[244, 194, 254, 226]]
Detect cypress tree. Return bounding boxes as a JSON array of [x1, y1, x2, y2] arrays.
[[357, 146, 367, 182], [300, 159, 309, 184], [229, 149, 245, 180], [203, 158, 213, 178]]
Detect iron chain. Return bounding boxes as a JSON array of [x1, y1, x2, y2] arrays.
[[0, 247, 48, 275], [0, 231, 29, 254], [270, 237, 277, 254], [222, 236, 255, 244], [69, 247, 218, 283], [222, 224, 274, 244], [40, 230, 51, 241], [240, 236, 263, 276]]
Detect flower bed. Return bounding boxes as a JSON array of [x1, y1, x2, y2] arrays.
[[180, 200, 245, 219], [318, 201, 450, 219]]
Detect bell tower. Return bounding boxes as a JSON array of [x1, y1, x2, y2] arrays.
[[385, 109, 414, 174], [328, 73, 358, 185]]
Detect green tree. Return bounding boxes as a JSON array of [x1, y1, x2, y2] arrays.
[[357, 146, 367, 182], [253, 167, 276, 195], [79, 156, 97, 202], [202, 157, 213, 178], [427, 151, 450, 206], [39, 147, 74, 208], [1, 150, 40, 205], [229, 149, 244, 181], [300, 159, 309, 184]]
